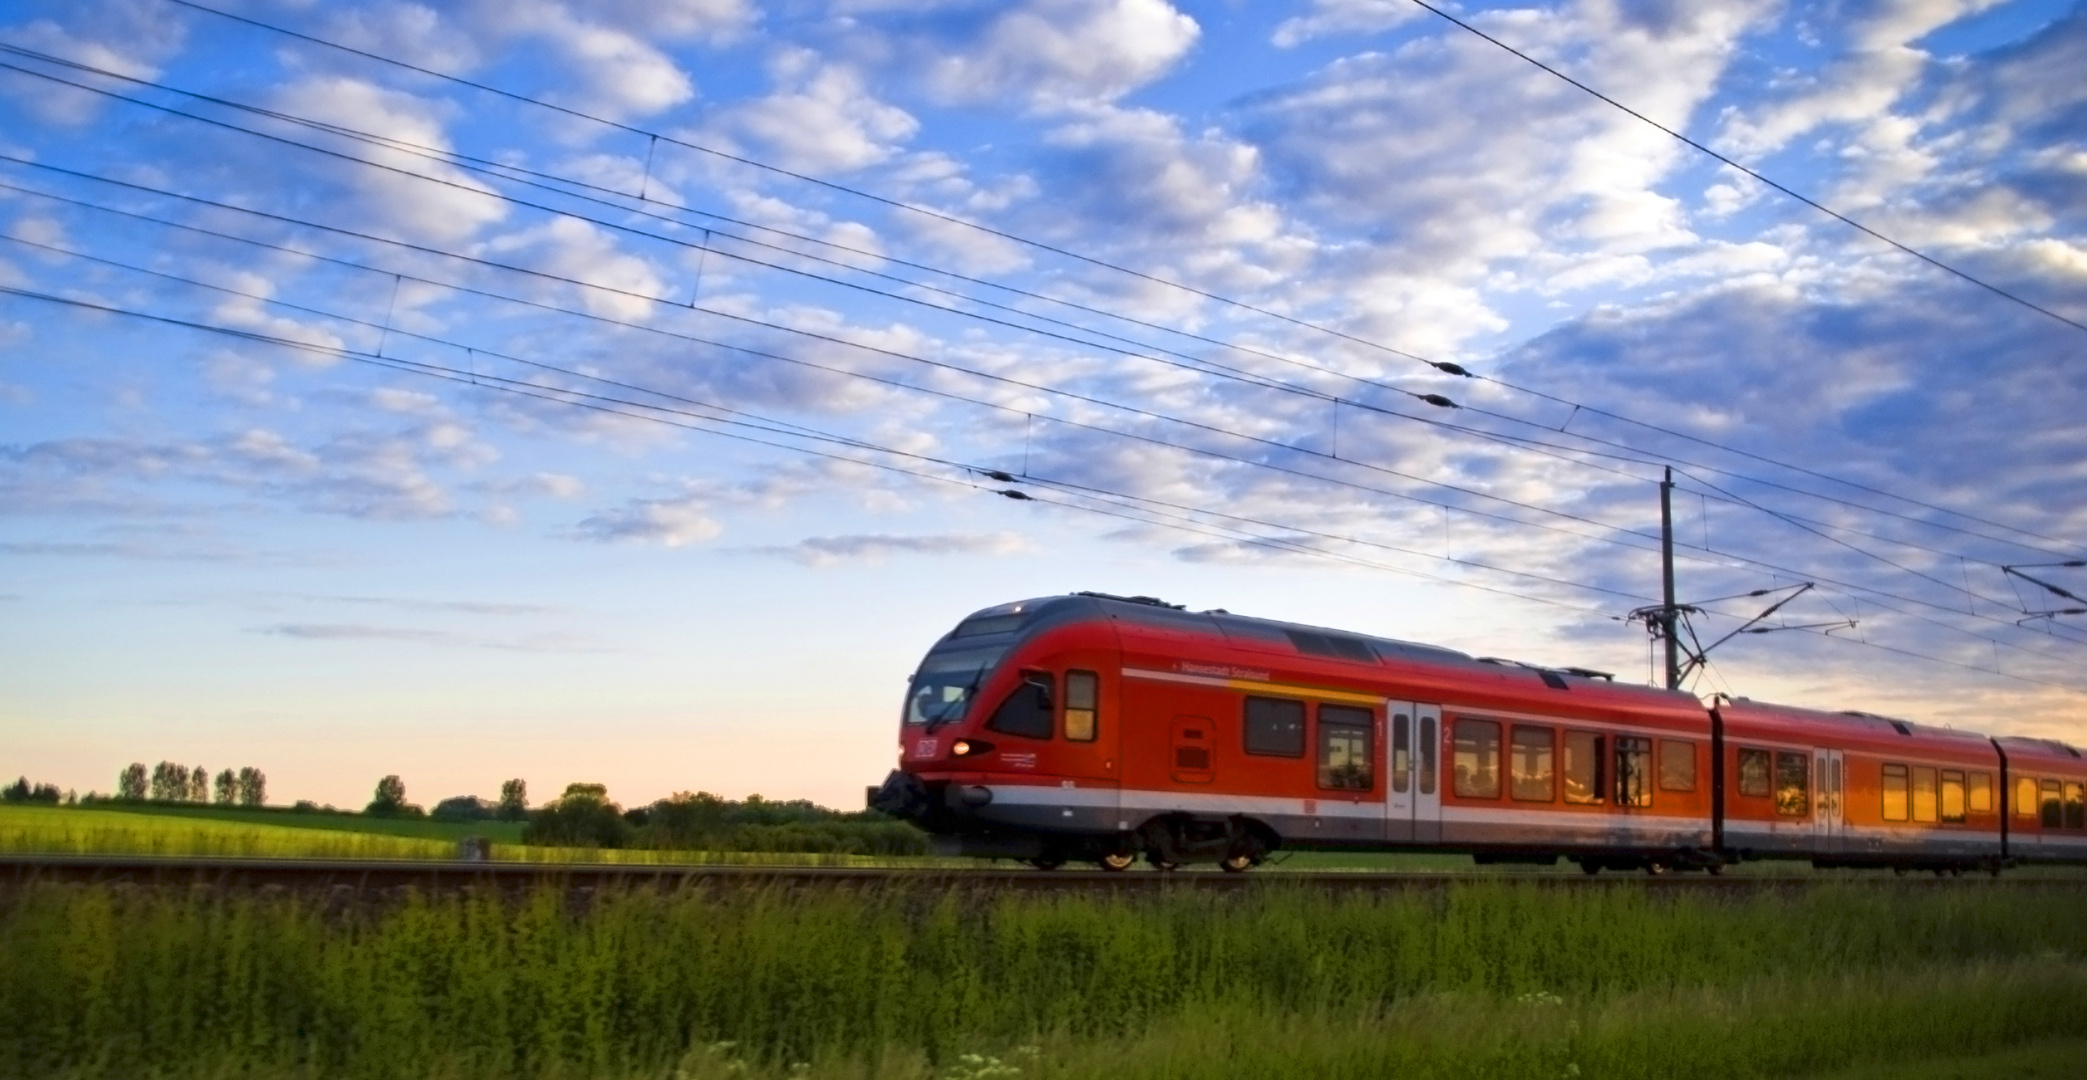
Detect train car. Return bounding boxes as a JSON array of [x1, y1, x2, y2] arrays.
[[1994, 736, 2087, 865], [869, 593, 2087, 873], [1714, 700, 2005, 872], [870, 592, 1713, 871]]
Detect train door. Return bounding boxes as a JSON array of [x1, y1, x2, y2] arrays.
[[1816, 748, 1844, 853], [1387, 702, 1414, 843], [1415, 703, 1443, 844]]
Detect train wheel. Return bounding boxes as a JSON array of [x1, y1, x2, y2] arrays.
[[1220, 853, 1256, 873], [1029, 857, 1064, 871], [1578, 859, 1602, 876], [1097, 851, 1135, 872], [1646, 861, 1669, 876]]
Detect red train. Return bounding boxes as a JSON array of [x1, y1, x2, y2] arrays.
[[868, 592, 2087, 872]]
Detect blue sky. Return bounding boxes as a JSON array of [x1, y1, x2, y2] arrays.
[[3, 0, 2084, 811]]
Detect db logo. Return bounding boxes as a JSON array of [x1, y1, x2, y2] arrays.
[[913, 739, 938, 758]]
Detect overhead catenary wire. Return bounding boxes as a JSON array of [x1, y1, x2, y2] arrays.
[[0, 163, 1696, 555], [10, 227, 2081, 680], [11, 44, 2075, 569], [101, 2, 2087, 559], [13, 282, 2075, 693], [8, 171, 2079, 664], [4, 49, 2078, 595], [1402, 0, 2087, 340], [0, 229, 1657, 608], [8, 37, 2078, 681], [0, 282, 1630, 618]]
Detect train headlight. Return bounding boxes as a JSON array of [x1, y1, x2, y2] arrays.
[[951, 739, 994, 757]]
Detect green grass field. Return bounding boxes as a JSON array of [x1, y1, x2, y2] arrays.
[[0, 805, 948, 866], [3, 877, 2084, 1079]]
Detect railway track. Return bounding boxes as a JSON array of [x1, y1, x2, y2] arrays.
[[5, 854, 2083, 892]]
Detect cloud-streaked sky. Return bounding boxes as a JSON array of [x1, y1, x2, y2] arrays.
[[4, 0, 2084, 811]]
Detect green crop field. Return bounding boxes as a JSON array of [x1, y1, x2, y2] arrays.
[[3, 877, 2085, 1080], [0, 806, 946, 866]]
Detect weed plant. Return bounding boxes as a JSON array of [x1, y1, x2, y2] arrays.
[[3, 879, 2084, 1079]]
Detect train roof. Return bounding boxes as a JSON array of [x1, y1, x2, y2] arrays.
[[1992, 735, 2087, 766], [949, 592, 1700, 712], [1716, 697, 1999, 757]]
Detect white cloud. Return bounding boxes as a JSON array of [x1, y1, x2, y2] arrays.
[[1716, 0, 2004, 159], [1271, 0, 1425, 49], [747, 531, 1028, 566], [481, 215, 671, 320], [712, 49, 921, 174], [269, 76, 508, 245], [920, 0, 1201, 111], [573, 495, 724, 546], [476, 0, 714, 122]]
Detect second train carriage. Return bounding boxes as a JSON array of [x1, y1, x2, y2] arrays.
[[868, 592, 2087, 872]]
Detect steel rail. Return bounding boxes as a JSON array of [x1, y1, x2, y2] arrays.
[[3, 855, 2079, 893]]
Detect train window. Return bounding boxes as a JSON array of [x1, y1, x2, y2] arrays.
[[1317, 705, 1374, 791], [1969, 772, 1993, 814], [1563, 731, 1604, 805], [1881, 764, 1909, 822], [1775, 752, 1809, 817], [905, 647, 1007, 725], [1244, 697, 1306, 757], [1063, 671, 1099, 742], [1453, 719, 1502, 799], [1615, 737, 1653, 807], [1940, 771, 1966, 824], [1392, 713, 1411, 794], [1737, 749, 1771, 797], [2017, 777, 2039, 820], [1911, 766, 1938, 824], [2042, 780, 2064, 828], [1419, 715, 1437, 796], [1510, 726, 1555, 802], [986, 673, 1054, 739], [953, 614, 1024, 638], [1659, 740, 1696, 793], [2067, 783, 2085, 830]]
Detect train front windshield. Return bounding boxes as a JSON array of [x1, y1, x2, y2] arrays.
[[906, 646, 1005, 726]]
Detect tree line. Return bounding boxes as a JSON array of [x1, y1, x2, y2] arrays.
[[519, 783, 927, 856], [112, 762, 267, 806]]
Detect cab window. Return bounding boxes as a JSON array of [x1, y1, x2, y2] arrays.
[[1063, 670, 1099, 742], [1317, 705, 1373, 791], [986, 672, 1054, 739]]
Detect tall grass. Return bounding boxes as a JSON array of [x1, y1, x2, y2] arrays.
[[3, 879, 2084, 1079]]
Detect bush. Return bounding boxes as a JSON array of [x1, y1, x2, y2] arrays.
[[624, 791, 928, 855], [521, 783, 632, 848], [431, 796, 493, 822]]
